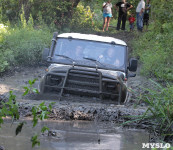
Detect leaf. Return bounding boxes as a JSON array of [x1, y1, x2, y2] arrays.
[[41, 106, 47, 111], [32, 88, 39, 94], [28, 80, 32, 86], [41, 126, 49, 133], [15, 122, 26, 136], [9, 91, 16, 102], [48, 102, 56, 111], [23, 86, 29, 96], [39, 102, 45, 108], [31, 134, 40, 148], [32, 78, 37, 85], [0, 117, 4, 126]]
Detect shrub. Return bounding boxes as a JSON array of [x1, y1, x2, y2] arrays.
[[70, 3, 95, 32], [0, 24, 10, 72], [0, 26, 52, 72], [132, 23, 173, 81], [132, 0, 173, 81], [124, 80, 173, 142]]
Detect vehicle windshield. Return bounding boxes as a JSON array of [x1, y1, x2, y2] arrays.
[[52, 38, 126, 70]]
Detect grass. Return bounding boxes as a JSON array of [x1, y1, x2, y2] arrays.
[[123, 79, 173, 143], [0, 25, 52, 72]]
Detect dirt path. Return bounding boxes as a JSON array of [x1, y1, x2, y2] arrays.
[[0, 32, 150, 124]]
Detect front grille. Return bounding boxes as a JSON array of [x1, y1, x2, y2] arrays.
[[64, 69, 101, 97], [67, 70, 99, 90]]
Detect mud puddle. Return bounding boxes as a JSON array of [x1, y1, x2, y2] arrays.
[[0, 66, 46, 99], [0, 120, 149, 150]]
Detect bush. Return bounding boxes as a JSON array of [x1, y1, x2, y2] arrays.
[[0, 25, 52, 72], [132, 25, 173, 81], [70, 3, 95, 32], [132, 0, 173, 81], [125, 80, 173, 142], [0, 24, 10, 72]]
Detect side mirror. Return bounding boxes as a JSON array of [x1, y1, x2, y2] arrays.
[[128, 58, 137, 72], [42, 48, 50, 62]]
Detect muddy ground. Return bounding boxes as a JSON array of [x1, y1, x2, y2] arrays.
[[0, 32, 152, 126]]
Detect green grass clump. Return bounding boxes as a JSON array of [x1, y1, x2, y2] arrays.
[[124, 80, 173, 142], [142, 81, 173, 141], [132, 22, 173, 81], [0, 26, 52, 72]]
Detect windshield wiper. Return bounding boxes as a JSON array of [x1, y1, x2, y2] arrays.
[[83, 57, 105, 68], [55, 54, 77, 65]]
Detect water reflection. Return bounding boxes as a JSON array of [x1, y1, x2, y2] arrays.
[[0, 120, 149, 150]]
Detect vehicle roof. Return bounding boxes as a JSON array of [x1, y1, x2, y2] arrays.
[[57, 33, 127, 46]]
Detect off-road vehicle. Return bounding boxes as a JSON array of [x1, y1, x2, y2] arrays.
[[40, 32, 137, 104]]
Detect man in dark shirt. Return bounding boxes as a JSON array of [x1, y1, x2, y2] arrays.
[[115, 0, 133, 30]]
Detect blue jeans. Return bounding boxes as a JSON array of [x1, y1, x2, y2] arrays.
[[130, 23, 134, 30], [136, 12, 144, 31]]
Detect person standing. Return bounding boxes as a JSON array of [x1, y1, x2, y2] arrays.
[[136, 0, 145, 32], [143, 0, 151, 30], [128, 13, 135, 31], [102, 0, 113, 32], [115, 0, 133, 31]]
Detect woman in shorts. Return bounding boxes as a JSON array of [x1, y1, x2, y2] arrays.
[[102, 0, 112, 31]]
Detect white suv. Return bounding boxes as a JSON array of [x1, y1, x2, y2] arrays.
[[40, 33, 137, 104]]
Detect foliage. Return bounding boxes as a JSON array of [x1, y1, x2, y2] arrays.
[[132, 0, 173, 81], [15, 121, 26, 135], [20, 5, 27, 28], [0, 0, 80, 28], [0, 79, 56, 147], [23, 79, 39, 96], [132, 28, 173, 81], [0, 24, 10, 72], [70, 3, 94, 32], [124, 80, 173, 142], [31, 134, 40, 148], [0, 24, 52, 72], [0, 91, 19, 127], [31, 101, 55, 127], [27, 13, 34, 29]]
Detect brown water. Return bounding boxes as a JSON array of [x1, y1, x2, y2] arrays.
[[0, 120, 149, 150]]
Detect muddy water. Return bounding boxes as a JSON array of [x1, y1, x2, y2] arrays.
[[0, 120, 149, 150], [0, 66, 150, 149], [0, 67, 46, 99]]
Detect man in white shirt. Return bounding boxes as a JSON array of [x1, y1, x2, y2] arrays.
[[136, 0, 145, 31]]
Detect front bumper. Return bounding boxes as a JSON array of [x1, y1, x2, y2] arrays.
[[40, 67, 126, 104]]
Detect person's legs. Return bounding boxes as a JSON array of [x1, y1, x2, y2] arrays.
[[106, 17, 111, 31], [130, 23, 133, 31], [139, 13, 144, 31], [136, 12, 143, 31], [145, 14, 149, 30], [136, 13, 140, 31], [117, 14, 122, 30], [121, 14, 127, 30], [131, 23, 134, 31], [103, 16, 107, 31]]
